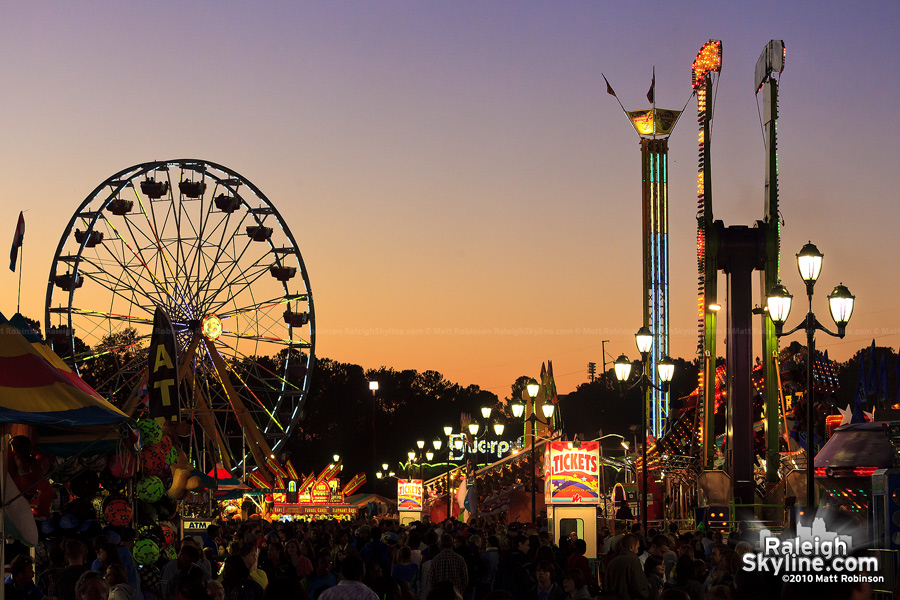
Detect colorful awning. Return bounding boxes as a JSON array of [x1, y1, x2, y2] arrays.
[[0, 312, 129, 454]]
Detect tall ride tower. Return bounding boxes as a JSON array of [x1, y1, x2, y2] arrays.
[[625, 103, 681, 438]]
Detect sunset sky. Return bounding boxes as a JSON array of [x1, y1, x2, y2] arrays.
[[2, 2, 898, 400]]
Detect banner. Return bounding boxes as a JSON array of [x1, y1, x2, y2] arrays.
[[545, 442, 600, 504], [398, 479, 423, 512], [148, 306, 179, 422]]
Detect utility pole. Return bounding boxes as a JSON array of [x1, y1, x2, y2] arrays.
[[601, 340, 610, 375], [588, 362, 597, 382]]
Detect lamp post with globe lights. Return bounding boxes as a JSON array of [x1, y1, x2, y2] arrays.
[[766, 242, 854, 509], [369, 380, 379, 486], [614, 329, 675, 533], [511, 378, 556, 525]]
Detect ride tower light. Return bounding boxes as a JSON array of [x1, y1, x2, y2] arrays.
[[623, 88, 682, 439]]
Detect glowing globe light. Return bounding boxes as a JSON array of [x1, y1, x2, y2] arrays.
[[201, 315, 223, 340]]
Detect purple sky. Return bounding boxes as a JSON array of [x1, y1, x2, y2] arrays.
[[2, 2, 898, 398]]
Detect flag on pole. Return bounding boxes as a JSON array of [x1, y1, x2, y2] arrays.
[[602, 74, 617, 97], [9, 211, 24, 272], [878, 351, 888, 407], [866, 341, 877, 399], [647, 68, 655, 104], [851, 354, 866, 424]]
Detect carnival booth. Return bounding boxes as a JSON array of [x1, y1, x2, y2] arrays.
[[397, 478, 423, 525], [544, 441, 600, 561], [0, 312, 204, 600], [268, 460, 367, 520]]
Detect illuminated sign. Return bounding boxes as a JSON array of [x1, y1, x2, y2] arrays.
[[398, 479, 423, 512], [270, 504, 356, 517], [311, 482, 331, 504], [544, 442, 600, 505], [448, 434, 520, 460], [627, 108, 681, 137]]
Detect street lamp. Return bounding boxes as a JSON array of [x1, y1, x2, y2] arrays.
[[615, 335, 675, 533], [512, 377, 556, 524], [369, 380, 379, 487], [766, 242, 854, 509], [417, 439, 425, 450], [481, 406, 492, 419]]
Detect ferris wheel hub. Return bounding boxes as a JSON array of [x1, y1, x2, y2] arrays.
[[201, 315, 223, 341]]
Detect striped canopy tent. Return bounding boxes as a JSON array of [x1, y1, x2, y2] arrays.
[[0, 312, 131, 456], [346, 493, 396, 508]]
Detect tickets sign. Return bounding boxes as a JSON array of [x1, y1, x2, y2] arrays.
[[398, 479, 423, 512], [544, 442, 600, 504]]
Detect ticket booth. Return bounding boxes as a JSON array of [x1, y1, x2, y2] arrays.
[[398, 479, 423, 525], [544, 442, 600, 561]]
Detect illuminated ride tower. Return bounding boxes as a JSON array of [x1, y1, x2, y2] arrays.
[[624, 97, 682, 439]]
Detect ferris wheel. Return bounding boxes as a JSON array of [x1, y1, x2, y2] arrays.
[[45, 159, 315, 476]]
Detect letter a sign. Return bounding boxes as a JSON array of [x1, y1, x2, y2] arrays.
[[148, 306, 180, 422]]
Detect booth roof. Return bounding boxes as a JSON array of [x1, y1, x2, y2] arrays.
[[0, 312, 130, 455]]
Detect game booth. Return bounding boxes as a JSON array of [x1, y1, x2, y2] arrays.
[[266, 460, 367, 520]]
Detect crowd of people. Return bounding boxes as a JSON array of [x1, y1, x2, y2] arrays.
[[7, 515, 879, 600]]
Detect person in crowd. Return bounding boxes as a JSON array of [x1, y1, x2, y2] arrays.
[[302, 551, 337, 600], [560, 569, 590, 600], [531, 546, 562, 587], [427, 534, 468, 597], [286, 539, 314, 579], [74, 571, 107, 600], [453, 534, 480, 600], [207, 581, 225, 600], [362, 560, 392, 599], [36, 544, 65, 599], [477, 535, 499, 600], [58, 540, 92, 600], [604, 534, 650, 600], [161, 544, 211, 600], [107, 564, 136, 600], [259, 541, 299, 580], [92, 541, 122, 571], [90, 535, 142, 600], [5, 554, 45, 600], [359, 527, 391, 576], [205, 548, 221, 579], [638, 536, 670, 568], [318, 555, 378, 600], [495, 534, 532, 600], [222, 556, 264, 600], [663, 555, 702, 600], [563, 540, 590, 589], [419, 542, 442, 600], [643, 556, 664, 600], [239, 542, 269, 591], [261, 577, 309, 600], [529, 561, 565, 600], [390, 546, 419, 594]]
